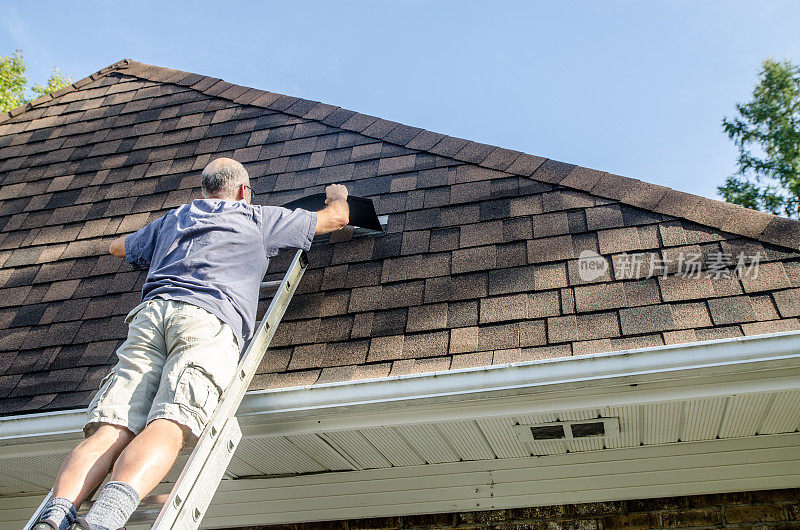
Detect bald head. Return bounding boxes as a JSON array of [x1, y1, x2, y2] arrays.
[[201, 158, 250, 200]]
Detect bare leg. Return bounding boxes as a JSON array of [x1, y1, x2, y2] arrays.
[[109, 418, 191, 500], [52, 424, 135, 508]]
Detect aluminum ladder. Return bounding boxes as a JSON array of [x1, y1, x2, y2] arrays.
[[25, 248, 309, 529]]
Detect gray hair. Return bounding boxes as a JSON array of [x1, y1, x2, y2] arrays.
[[201, 158, 250, 198]]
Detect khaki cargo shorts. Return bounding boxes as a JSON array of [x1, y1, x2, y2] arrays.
[[84, 297, 240, 445]]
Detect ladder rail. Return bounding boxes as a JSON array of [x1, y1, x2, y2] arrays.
[[24, 489, 52, 530], [152, 248, 308, 528]]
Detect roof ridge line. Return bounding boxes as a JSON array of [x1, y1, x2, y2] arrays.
[[19, 59, 800, 251], [0, 58, 135, 126]]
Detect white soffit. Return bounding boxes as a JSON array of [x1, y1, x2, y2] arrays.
[[3, 433, 797, 529]]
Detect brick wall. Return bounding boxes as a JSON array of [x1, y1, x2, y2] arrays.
[[233, 488, 800, 529]]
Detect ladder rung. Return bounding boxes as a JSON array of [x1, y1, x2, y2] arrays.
[[260, 279, 282, 290]]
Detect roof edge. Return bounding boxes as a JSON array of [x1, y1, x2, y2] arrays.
[[5, 59, 800, 252], [116, 60, 800, 252], [2, 329, 800, 449], [0, 58, 134, 125]]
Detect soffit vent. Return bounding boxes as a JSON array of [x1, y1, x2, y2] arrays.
[[512, 418, 620, 444]]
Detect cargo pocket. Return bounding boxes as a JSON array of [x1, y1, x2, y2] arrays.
[[87, 370, 117, 411], [174, 363, 223, 427], [124, 300, 150, 324]]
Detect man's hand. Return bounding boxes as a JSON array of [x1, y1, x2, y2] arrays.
[[315, 184, 350, 235], [325, 183, 348, 205], [109, 235, 126, 258]]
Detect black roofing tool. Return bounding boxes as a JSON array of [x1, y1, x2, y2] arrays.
[[281, 193, 383, 232]]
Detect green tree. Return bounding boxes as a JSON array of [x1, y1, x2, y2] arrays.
[[0, 49, 72, 114], [719, 59, 800, 219]]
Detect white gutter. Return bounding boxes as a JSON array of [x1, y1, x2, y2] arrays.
[[2, 329, 800, 448]]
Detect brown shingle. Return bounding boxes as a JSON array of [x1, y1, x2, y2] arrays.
[[573, 282, 626, 312], [381, 252, 450, 282], [658, 274, 716, 302], [533, 262, 568, 290], [318, 290, 350, 317], [526, 290, 561, 319], [531, 212, 570, 238], [619, 305, 675, 335], [671, 301, 713, 329], [287, 340, 368, 370], [597, 227, 641, 254], [621, 278, 661, 307], [527, 235, 575, 264], [585, 204, 625, 231], [447, 300, 479, 327], [663, 329, 699, 345], [429, 227, 460, 252], [424, 273, 487, 303], [576, 311, 620, 340], [659, 220, 687, 247], [519, 320, 547, 347], [406, 303, 448, 332], [403, 330, 449, 357], [506, 153, 546, 176], [707, 296, 757, 325], [350, 312, 373, 338], [509, 195, 543, 217], [346, 285, 381, 313], [739, 261, 791, 293], [449, 326, 478, 354], [480, 294, 527, 324], [742, 318, 800, 335], [619, 180, 669, 211], [481, 148, 520, 171], [452, 245, 496, 274], [460, 220, 503, 248], [496, 241, 528, 268], [487, 265, 535, 295], [389, 356, 451, 376], [547, 314, 577, 343], [773, 288, 800, 318], [451, 351, 493, 369], [381, 281, 424, 309], [253, 369, 320, 390], [367, 334, 404, 362], [573, 338, 614, 356], [609, 334, 664, 351], [318, 315, 353, 342], [531, 159, 574, 184], [515, 343, 572, 362], [751, 294, 779, 321], [478, 322, 519, 350], [695, 325, 742, 341]]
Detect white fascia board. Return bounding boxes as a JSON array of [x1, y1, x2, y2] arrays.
[[2, 329, 800, 448]]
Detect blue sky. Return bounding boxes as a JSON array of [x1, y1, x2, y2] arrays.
[[2, 1, 799, 201]]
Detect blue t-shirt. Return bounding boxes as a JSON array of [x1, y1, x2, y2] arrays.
[[124, 199, 317, 352]]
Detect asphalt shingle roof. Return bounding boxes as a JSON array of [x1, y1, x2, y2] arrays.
[[1, 59, 799, 416]]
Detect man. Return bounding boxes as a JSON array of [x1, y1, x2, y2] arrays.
[[32, 157, 350, 530]]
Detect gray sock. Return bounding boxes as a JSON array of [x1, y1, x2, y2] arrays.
[[84, 480, 140, 529], [39, 496, 77, 530]]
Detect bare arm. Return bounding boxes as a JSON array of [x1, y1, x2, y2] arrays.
[[109, 235, 126, 258], [314, 184, 350, 235]]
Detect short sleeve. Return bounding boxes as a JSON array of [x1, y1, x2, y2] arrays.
[[261, 206, 318, 256], [124, 216, 164, 269]]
